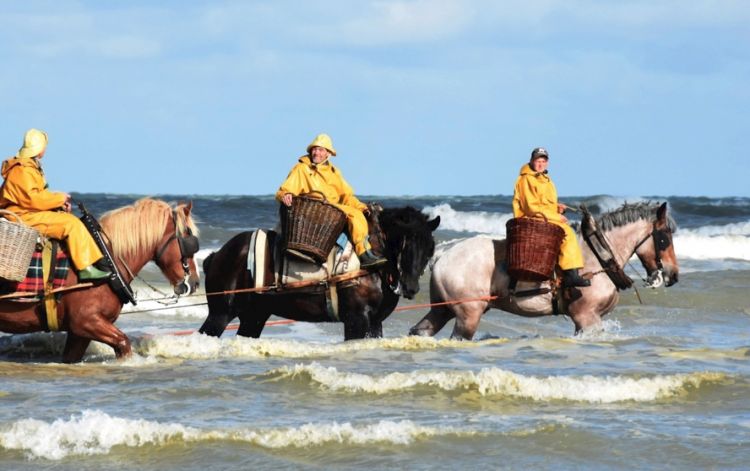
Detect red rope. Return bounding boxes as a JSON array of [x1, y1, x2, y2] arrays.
[[393, 295, 498, 312], [157, 295, 498, 337]]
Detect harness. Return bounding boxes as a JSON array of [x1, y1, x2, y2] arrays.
[[633, 222, 671, 272], [580, 206, 634, 290], [78, 202, 137, 305], [153, 210, 200, 295]]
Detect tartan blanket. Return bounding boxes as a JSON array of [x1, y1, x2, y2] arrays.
[[13, 244, 71, 295]]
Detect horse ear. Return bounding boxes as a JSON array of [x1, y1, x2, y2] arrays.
[[656, 202, 667, 223], [179, 201, 193, 218], [427, 216, 440, 232]]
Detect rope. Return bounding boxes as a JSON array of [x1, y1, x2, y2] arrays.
[[142, 293, 504, 337]]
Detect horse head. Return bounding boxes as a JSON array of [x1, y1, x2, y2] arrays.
[[101, 198, 201, 296], [375, 206, 440, 299], [634, 202, 679, 288]]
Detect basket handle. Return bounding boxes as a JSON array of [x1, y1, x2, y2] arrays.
[[0, 209, 23, 224], [299, 190, 327, 201], [530, 212, 549, 223]]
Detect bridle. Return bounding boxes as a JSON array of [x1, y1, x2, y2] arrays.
[[154, 210, 200, 295], [633, 221, 672, 287], [366, 206, 404, 295]]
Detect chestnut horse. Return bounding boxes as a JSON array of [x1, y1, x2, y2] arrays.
[[409, 202, 678, 338], [0, 198, 200, 362], [199, 206, 440, 340]]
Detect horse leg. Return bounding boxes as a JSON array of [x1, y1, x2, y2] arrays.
[[69, 315, 131, 361], [367, 319, 383, 338], [409, 305, 454, 337], [344, 309, 370, 340], [570, 311, 603, 335], [199, 295, 234, 337], [236, 309, 270, 338], [62, 333, 92, 363], [450, 302, 487, 340]]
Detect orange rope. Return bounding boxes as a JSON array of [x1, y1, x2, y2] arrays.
[[155, 295, 500, 337], [165, 319, 296, 337], [394, 295, 498, 311]]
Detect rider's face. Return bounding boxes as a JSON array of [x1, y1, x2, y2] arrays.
[[530, 157, 548, 173], [310, 146, 331, 164]]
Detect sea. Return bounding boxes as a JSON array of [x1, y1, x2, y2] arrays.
[[1, 193, 749, 470]]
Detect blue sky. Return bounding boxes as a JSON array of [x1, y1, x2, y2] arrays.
[[1, 1, 748, 197]]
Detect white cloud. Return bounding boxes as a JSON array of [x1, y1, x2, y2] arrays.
[[335, 0, 475, 45]]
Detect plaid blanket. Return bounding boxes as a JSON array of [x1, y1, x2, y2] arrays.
[[13, 243, 71, 296]]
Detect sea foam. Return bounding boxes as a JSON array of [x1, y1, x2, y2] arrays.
[[269, 362, 727, 403], [423, 204, 511, 236], [136, 333, 509, 360], [0, 410, 467, 460]]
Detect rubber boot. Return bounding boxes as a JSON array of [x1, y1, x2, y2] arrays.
[[79, 259, 112, 280], [562, 268, 591, 288], [359, 249, 387, 268]]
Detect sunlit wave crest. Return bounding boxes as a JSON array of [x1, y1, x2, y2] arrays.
[[267, 362, 728, 403], [0, 410, 474, 460], [135, 334, 509, 359]]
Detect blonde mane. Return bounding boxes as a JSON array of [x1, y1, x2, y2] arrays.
[[100, 198, 199, 260]]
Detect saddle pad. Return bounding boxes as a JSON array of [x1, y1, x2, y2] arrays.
[[12, 241, 71, 298], [247, 230, 360, 287]]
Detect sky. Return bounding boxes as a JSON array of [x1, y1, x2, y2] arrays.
[[1, 0, 748, 197]]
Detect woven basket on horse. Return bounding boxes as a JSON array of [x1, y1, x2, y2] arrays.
[[0, 209, 41, 282], [280, 193, 347, 264], [506, 216, 564, 282]]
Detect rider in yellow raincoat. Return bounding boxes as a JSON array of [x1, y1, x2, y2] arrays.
[[512, 147, 590, 288], [276, 133, 386, 268], [0, 129, 110, 280]]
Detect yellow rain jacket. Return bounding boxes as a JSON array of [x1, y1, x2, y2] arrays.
[[512, 163, 584, 270], [276, 156, 371, 254], [0, 156, 103, 270]]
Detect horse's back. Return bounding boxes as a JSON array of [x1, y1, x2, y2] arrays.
[[204, 231, 254, 288], [432, 236, 505, 301]]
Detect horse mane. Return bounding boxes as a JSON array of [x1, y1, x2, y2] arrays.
[[597, 202, 677, 232], [380, 206, 432, 230], [100, 198, 199, 260]]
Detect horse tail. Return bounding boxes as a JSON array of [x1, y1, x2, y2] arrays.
[[203, 252, 216, 274]]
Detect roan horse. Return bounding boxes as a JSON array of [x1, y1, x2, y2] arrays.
[[0, 198, 200, 362], [410, 202, 678, 338], [199, 206, 440, 340]]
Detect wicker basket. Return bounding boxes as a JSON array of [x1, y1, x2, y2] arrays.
[[0, 209, 40, 281], [280, 193, 347, 263], [506, 216, 564, 282]]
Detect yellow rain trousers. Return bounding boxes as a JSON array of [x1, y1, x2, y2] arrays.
[[512, 163, 584, 270], [0, 157, 103, 270], [277, 156, 371, 255]]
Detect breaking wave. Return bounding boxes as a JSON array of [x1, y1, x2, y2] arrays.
[[423, 203, 511, 235], [267, 363, 727, 403], [0, 410, 472, 460], [135, 333, 509, 360]]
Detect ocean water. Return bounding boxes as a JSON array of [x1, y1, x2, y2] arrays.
[[1, 193, 749, 470]]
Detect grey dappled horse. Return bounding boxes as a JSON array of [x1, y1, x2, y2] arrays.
[[410, 202, 678, 338]]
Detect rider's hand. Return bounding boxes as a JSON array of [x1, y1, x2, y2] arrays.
[[281, 193, 294, 207], [558, 203, 567, 214], [63, 194, 72, 213]]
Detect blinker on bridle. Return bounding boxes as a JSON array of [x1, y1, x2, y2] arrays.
[[634, 222, 672, 271], [154, 210, 199, 277]]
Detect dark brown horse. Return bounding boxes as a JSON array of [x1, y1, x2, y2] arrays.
[[199, 206, 439, 340], [0, 198, 200, 362]]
